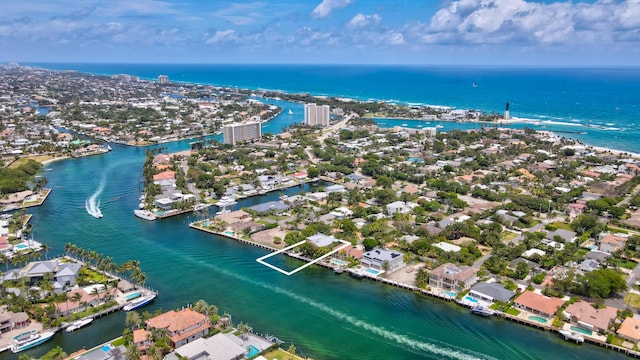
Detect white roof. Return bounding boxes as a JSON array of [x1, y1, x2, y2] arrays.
[[175, 333, 246, 360], [432, 242, 461, 253]]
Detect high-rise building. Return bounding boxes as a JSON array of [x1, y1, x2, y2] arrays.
[[222, 122, 262, 145], [158, 75, 169, 84], [504, 101, 510, 120], [304, 103, 330, 127]]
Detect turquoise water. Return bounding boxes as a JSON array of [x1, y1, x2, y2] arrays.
[[529, 316, 549, 324], [571, 326, 593, 336], [26, 63, 640, 153], [3, 74, 628, 360], [445, 291, 457, 297], [331, 259, 347, 266], [247, 344, 260, 358], [15, 244, 28, 249], [465, 296, 479, 303]]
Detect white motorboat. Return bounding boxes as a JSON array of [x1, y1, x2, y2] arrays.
[[470, 305, 495, 317], [134, 209, 157, 221], [216, 196, 237, 207], [65, 318, 93, 332], [559, 329, 584, 344], [123, 294, 157, 311], [193, 203, 211, 211], [11, 330, 56, 353]]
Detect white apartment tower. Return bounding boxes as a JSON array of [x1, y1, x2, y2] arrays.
[[158, 75, 169, 84], [222, 122, 262, 145], [304, 103, 330, 127]]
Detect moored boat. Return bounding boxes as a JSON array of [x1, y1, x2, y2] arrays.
[[559, 329, 584, 344], [11, 330, 56, 353], [216, 196, 237, 207], [123, 294, 157, 311], [193, 203, 211, 211], [134, 209, 157, 221], [470, 305, 495, 317], [65, 317, 93, 332]]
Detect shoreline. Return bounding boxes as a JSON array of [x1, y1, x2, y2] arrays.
[[40, 155, 71, 166]]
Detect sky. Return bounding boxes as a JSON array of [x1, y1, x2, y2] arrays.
[[1, 0, 639, 65]]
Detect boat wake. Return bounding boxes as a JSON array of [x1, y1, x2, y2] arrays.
[[85, 177, 105, 218]]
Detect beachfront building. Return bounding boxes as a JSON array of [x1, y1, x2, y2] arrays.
[[428, 263, 478, 291], [514, 291, 565, 318], [304, 103, 330, 127], [158, 75, 169, 84], [146, 308, 211, 349], [223, 122, 262, 145], [361, 248, 405, 273], [563, 301, 617, 334]]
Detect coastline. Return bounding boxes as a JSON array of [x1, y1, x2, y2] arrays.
[[40, 155, 71, 166]]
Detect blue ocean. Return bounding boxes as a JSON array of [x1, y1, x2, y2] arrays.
[[29, 63, 640, 152]]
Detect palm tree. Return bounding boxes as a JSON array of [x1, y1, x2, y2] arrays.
[[126, 344, 141, 360], [91, 287, 101, 304], [237, 322, 252, 340], [126, 311, 142, 330], [70, 292, 82, 313], [42, 346, 67, 360], [193, 299, 209, 314]]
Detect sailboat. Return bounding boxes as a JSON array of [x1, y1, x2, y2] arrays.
[[288, 109, 294, 115]]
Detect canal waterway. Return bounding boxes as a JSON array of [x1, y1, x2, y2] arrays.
[[10, 102, 627, 359]]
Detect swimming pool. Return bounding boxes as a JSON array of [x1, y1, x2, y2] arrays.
[[365, 268, 380, 275], [246, 344, 260, 358], [224, 230, 234, 236], [331, 258, 347, 266], [570, 326, 592, 335], [444, 291, 457, 297], [528, 315, 548, 323], [102, 344, 113, 352], [464, 296, 479, 303], [15, 243, 28, 250], [126, 292, 141, 301]]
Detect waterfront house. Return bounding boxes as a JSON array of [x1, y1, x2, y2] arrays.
[[133, 328, 152, 354], [618, 317, 640, 343], [469, 282, 516, 303], [514, 291, 565, 318], [307, 233, 340, 248], [146, 308, 211, 349], [428, 263, 478, 291], [169, 333, 246, 360], [563, 301, 617, 334], [0, 313, 12, 333], [361, 247, 405, 273], [248, 201, 290, 215]]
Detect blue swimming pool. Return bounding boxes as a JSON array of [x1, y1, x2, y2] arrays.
[[444, 291, 457, 297], [15, 244, 28, 250], [247, 345, 260, 358], [331, 258, 347, 266], [126, 292, 141, 300], [465, 296, 479, 303], [365, 268, 380, 275], [102, 344, 113, 352], [528, 315, 548, 323]]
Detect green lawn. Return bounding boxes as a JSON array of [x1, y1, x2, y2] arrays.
[[624, 293, 640, 308], [505, 308, 521, 316], [261, 348, 305, 360], [500, 231, 519, 242], [548, 222, 573, 231]]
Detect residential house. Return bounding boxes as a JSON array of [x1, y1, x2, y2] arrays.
[[169, 333, 246, 360], [308, 233, 340, 247], [133, 329, 152, 354], [545, 229, 577, 243], [618, 317, 640, 343], [514, 291, 565, 318], [598, 233, 628, 253], [564, 301, 617, 334], [469, 282, 515, 303], [248, 201, 290, 215], [146, 308, 211, 348], [429, 263, 478, 291], [361, 248, 405, 273], [386, 201, 415, 214]]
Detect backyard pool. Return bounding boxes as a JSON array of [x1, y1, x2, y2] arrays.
[[331, 258, 347, 266], [528, 316, 548, 323], [444, 291, 457, 297], [570, 326, 593, 335], [365, 268, 380, 275], [224, 230, 234, 236], [246, 345, 260, 358], [464, 296, 479, 303], [15, 243, 28, 250]]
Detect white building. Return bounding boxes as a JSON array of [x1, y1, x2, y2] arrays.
[[158, 75, 169, 84], [223, 122, 262, 145], [304, 103, 330, 127]]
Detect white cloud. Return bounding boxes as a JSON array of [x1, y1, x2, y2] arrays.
[[346, 13, 381, 29], [311, 0, 354, 19], [205, 29, 240, 44], [409, 0, 640, 46]]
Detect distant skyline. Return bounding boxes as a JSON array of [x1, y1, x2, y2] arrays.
[[1, 0, 639, 66]]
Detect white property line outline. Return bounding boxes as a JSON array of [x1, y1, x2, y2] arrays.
[[257, 239, 351, 276]]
